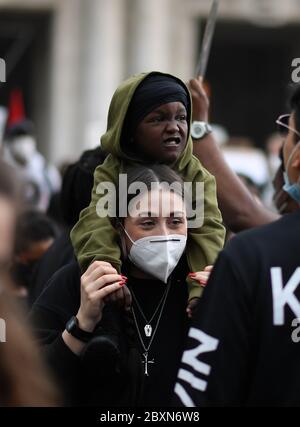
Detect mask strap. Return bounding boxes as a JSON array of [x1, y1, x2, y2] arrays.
[[119, 222, 135, 245]]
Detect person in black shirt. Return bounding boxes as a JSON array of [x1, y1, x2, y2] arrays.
[[174, 84, 300, 407], [29, 147, 107, 306]]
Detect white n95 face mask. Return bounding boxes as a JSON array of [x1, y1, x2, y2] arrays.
[[122, 227, 187, 283], [10, 136, 36, 164]]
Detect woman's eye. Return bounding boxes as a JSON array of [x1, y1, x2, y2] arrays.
[[170, 218, 184, 225], [141, 220, 155, 227], [177, 115, 187, 121]]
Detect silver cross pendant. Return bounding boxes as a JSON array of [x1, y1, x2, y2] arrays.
[[142, 352, 154, 376]]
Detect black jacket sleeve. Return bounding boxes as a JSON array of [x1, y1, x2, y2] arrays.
[[29, 263, 83, 404]]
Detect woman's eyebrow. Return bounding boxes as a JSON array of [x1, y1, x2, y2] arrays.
[[136, 210, 186, 218], [138, 211, 159, 217], [170, 211, 186, 217]]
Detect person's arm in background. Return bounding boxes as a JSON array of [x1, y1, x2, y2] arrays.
[[188, 77, 279, 232]]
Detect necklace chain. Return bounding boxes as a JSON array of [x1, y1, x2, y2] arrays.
[[130, 282, 169, 326], [130, 279, 171, 353]]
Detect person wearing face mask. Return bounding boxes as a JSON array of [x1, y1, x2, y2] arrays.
[[30, 164, 209, 406], [174, 85, 300, 407], [3, 89, 61, 211]]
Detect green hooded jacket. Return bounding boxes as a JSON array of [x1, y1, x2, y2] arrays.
[[70, 72, 225, 299]]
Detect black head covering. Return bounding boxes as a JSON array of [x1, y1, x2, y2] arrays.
[[121, 74, 190, 152], [5, 119, 35, 140]]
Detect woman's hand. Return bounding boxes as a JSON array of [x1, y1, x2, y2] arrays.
[[186, 265, 214, 318], [76, 261, 126, 333], [187, 77, 209, 122]]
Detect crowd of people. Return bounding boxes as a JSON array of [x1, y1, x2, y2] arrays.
[[0, 70, 299, 407]]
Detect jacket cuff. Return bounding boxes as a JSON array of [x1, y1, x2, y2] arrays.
[[187, 277, 205, 300]]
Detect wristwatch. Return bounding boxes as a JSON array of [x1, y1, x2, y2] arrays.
[[65, 316, 94, 343], [191, 121, 212, 140]]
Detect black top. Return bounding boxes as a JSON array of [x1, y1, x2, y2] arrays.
[[28, 229, 75, 307], [174, 210, 300, 407], [30, 259, 189, 406]]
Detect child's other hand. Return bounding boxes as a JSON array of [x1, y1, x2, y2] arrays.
[[103, 282, 132, 311], [186, 265, 213, 319], [188, 265, 213, 287]]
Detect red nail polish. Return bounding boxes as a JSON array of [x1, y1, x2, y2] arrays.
[[121, 275, 128, 280], [188, 273, 196, 278], [119, 281, 125, 287]]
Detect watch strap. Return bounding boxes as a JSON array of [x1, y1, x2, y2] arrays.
[[66, 316, 94, 343]]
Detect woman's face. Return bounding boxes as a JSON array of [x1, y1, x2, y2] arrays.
[[133, 102, 188, 165], [123, 188, 187, 254]]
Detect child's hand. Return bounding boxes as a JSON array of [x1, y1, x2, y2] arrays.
[[188, 265, 213, 287], [103, 282, 132, 311], [186, 266, 214, 319]]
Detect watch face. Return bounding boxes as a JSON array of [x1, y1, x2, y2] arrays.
[[66, 316, 77, 332], [191, 123, 205, 139]]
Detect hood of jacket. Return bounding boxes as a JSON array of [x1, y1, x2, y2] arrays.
[[100, 71, 193, 172]]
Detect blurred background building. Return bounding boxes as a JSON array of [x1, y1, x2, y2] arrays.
[[0, 0, 299, 165]]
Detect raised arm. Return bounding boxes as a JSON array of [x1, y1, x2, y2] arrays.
[[188, 78, 279, 232]]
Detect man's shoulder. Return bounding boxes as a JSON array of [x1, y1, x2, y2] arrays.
[[224, 210, 300, 259]]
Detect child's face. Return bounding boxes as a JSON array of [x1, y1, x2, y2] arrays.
[[133, 102, 188, 164]]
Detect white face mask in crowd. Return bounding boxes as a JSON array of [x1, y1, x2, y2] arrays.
[[122, 225, 187, 283], [10, 136, 36, 164]]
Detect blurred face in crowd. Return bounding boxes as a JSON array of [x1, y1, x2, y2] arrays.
[[10, 135, 36, 166], [134, 102, 188, 165], [16, 238, 54, 266], [283, 113, 300, 184], [13, 236, 54, 296]]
